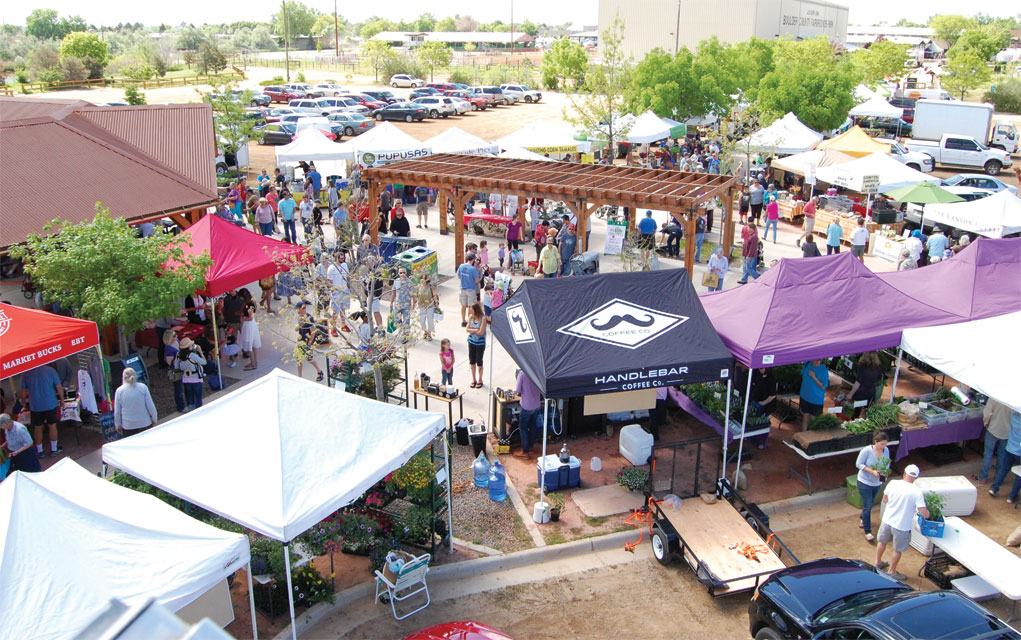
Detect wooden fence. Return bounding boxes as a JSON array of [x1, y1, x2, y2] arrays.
[[14, 72, 244, 93]]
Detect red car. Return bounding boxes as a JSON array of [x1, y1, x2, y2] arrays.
[[427, 82, 458, 93], [444, 90, 489, 111], [403, 621, 514, 640], [340, 93, 387, 111], [262, 85, 304, 103]]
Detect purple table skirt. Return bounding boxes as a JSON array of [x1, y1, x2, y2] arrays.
[[894, 417, 985, 461], [672, 389, 770, 446]]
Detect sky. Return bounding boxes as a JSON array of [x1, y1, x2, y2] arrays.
[[1, 0, 1017, 31]]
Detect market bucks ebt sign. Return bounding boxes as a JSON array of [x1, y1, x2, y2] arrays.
[[557, 299, 687, 349], [357, 147, 432, 168]]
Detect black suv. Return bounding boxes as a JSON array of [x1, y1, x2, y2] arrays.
[[363, 90, 399, 104], [749, 558, 1020, 640]]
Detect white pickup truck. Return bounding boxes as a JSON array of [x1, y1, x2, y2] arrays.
[[876, 138, 934, 173], [904, 134, 1013, 176]]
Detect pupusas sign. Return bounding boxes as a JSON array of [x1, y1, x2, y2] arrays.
[[357, 147, 433, 167]]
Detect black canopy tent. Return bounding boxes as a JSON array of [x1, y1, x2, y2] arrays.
[[491, 270, 735, 511]]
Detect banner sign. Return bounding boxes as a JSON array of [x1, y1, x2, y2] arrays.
[[523, 144, 580, 154], [604, 219, 628, 255], [357, 147, 432, 167]]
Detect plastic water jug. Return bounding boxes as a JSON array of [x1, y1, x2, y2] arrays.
[[473, 451, 491, 488], [385, 551, 405, 574], [488, 459, 507, 502]]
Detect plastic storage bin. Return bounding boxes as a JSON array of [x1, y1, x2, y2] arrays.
[[846, 475, 886, 510], [619, 424, 654, 466], [536, 454, 581, 491], [392, 246, 438, 280], [914, 475, 977, 517]]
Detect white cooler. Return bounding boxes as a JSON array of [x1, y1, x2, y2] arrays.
[[909, 475, 977, 556], [619, 424, 654, 466]]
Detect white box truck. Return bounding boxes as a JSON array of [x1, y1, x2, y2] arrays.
[[909, 100, 1017, 153]]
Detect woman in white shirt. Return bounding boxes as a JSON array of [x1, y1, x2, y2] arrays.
[[114, 368, 158, 436]]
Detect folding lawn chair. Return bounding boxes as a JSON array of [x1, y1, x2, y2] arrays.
[[373, 552, 431, 620]]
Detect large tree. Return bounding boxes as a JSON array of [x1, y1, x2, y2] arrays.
[[435, 17, 457, 32], [360, 40, 394, 82], [203, 82, 263, 167], [625, 48, 705, 119], [25, 9, 85, 41], [176, 25, 209, 51], [757, 67, 856, 132], [953, 23, 1011, 61], [10, 206, 212, 331], [415, 41, 452, 82], [929, 14, 975, 50], [59, 31, 109, 78], [942, 50, 992, 100], [360, 18, 392, 41], [850, 40, 909, 87], [273, 1, 318, 44], [413, 13, 436, 32], [540, 37, 586, 90]]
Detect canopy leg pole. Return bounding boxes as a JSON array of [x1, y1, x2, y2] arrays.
[[539, 400, 548, 505], [211, 302, 223, 384], [443, 433, 453, 553], [889, 348, 903, 405], [486, 333, 495, 439], [284, 544, 298, 640], [247, 561, 259, 640], [733, 373, 753, 486]]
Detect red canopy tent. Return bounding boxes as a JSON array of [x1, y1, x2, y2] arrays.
[[0, 304, 100, 379], [177, 215, 309, 297]]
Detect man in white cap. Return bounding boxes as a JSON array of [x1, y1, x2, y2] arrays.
[[875, 464, 928, 580]]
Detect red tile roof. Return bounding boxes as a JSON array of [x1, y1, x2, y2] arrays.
[[0, 98, 218, 249]]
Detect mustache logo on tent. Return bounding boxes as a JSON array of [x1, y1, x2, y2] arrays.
[[512, 311, 528, 333], [506, 303, 535, 344], [590, 313, 655, 331], [558, 299, 688, 349]]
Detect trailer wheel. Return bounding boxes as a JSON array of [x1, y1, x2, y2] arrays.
[[651, 526, 672, 566]]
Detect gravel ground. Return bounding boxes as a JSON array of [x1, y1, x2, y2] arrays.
[[447, 438, 532, 553]]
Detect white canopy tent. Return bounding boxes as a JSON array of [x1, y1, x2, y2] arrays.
[[424, 126, 499, 156], [817, 151, 940, 192], [900, 311, 1021, 413], [103, 368, 448, 640], [275, 128, 348, 177], [740, 112, 823, 155], [922, 190, 1021, 238], [771, 148, 856, 176], [849, 95, 904, 119], [0, 459, 250, 640], [333, 121, 431, 167], [498, 146, 555, 161], [492, 120, 592, 155], [625, 110, 675, 144]]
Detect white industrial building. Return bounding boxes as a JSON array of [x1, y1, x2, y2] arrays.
[[599, 0, 848, 59]]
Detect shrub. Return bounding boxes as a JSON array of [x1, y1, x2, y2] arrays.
[[60, 56, 89, 82], [36, 69, 64, 83], [123, 85, 146, 105], [166, 63, 184, 72], [296, 71, 306, 83], [615, 466, 650, 492], [16, 69, 30, 83], [403, 505, 434, 544], [448, 68, 473, 85], [259, 75, 285, 86], [984, 79, 1021, 114], [380, 55, 427, 82]]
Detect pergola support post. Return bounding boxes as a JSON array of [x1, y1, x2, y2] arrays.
[[438, 189, 449, 236], [723, 187, 735, 257], [367, 180, 381, 245], [684, 210, 696, 278], [453, 188, 466, 270]]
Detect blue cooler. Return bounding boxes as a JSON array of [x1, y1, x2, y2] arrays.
[[537, 454, 581, 491]]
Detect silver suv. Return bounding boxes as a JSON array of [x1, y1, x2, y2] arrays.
[[472, 86, 515, 105], [500, 84, 542, 103], [412, 96, 456, 118]]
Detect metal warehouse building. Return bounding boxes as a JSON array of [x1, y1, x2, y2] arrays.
[[599, 0, 848, 59]]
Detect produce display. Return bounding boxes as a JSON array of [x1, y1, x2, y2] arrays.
[[680, 383, 770, 428]]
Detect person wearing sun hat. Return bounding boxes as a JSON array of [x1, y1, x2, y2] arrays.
[[875, 464, 928, 580], [176, 337, 207, 412]]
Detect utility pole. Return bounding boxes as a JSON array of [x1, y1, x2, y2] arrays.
[[674, 0, 681, 54], [510, 0, 514, 55], [282, 0, 290, 82], [334, 0, 340, 58]]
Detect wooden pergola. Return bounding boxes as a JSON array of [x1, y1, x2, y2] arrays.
[[362, 154, 739, 277]]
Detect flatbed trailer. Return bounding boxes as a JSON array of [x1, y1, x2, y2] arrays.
[[648, 479, 799, 597]]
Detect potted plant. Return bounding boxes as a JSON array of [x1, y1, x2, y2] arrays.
[[616, 466, 650, 493], [919, 491, 947, 538], [546, 492, 565, 522]]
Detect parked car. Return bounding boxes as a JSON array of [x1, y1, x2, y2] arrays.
[[293, 117, 338, 140], [500, 84, 542, 103], [409, 87, 441, 100], [314, 82, 346, 96], [372, 102, 428, 123], [875, 138, 934, 172], [904, 134, 1013, 175], [263, 86, 303, 103], [472, 86, 514, 105], [390, 74, 425, 88], [905, 187, 990, 230], [287, 98, 332, 115], [341, 93, 387, 111], [413, 96, 457, 118], [327, 112, 375, 136], [243, 108, 266, 126], [426, 82, 458, 93], [463, 88, 497, 107], [446, 97, 473, 115], [888, 97, 916, 123], [450, 83, 470, 91], [402, 621, 514, 640], [749, 558, 1020, 640], [285, 83, 323, 98], [239, 91, 271, 107], [363, 90, 400, 104], [857, 116, 913, 137], [264, 107, 301, 122], [330, 97, 370, 114], [941, 173, 1018, 196], [257, 122, 297, 145], [444, 90, 489, 111]]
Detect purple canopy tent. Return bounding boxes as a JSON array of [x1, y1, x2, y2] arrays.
[[879, 237, 1021, 322], [700, 252, 971, 481]]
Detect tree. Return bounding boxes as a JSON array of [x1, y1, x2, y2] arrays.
[[564, 16, 632, 162], [435, 17, 457, 32], [60, 56, 89, 82], [204, 83, 263, 167], [25, 9, 61, 40], [176, 25, 208, 51], [28, 45, 61, 77], [929, 14, 975, 50], [273, 1, 318, 44], [894, 18, 925, 28], [360, 18, 392, 41], [10, 205, 212, 331], [59, 31, 109, 78], [851, 40, 909, 86], [361, 40, 394, 82], [519, 20, 540, 37], [123, 85, 147, 104], [455, 15, 478, 32], [415, 42, 452, 82], [413, 13, 436, 32], [196, 42, 228, 74], [942, 50, 991, 100], [540, 37, 586, 90], [954, 23, 1011, 61], [757, 66, 856, 132]]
